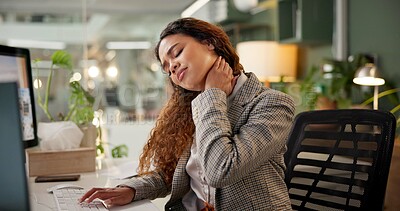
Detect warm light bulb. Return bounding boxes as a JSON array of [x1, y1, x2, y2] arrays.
[[151, 63, 160, 72], [88, 66, 100, 78], [73, 72, 82, 81], [33, 79, 42, 89], [353, 77, 385, 86], [106, 66, 118, 78], [92, 117, 100, 128]]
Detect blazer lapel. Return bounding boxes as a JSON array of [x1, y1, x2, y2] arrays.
[[168, 148, 191, 203], [228, 73, 263, 132]]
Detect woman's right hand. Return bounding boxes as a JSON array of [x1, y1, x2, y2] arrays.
[[79, 186, 135, 208], [205, 56, 237, 96]]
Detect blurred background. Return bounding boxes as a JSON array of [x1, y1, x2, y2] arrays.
[[2, 0, 400, 150], [0, 0, 198, 124], [1, 1, 399, 209], [1, 0, 399, 123]]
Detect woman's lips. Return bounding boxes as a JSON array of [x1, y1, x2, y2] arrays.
[[177, 68, 187, 81]]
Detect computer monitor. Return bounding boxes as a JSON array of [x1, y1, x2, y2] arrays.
[[0, 45, 38, 148], [0, 82, 31, 210]]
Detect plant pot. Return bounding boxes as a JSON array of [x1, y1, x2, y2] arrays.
[[316, 96, 337, 110], [79, 124, 97, 148], [38, 121, 84, 150]]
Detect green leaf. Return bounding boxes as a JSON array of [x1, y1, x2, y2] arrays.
[[65, 81, 95, 124], [391, 104, 400, 114], [51, 50, 73, 71], [111, 144, 129, 158], [96, 143, 105, 156], [361, 88, 400, 106], [33, 58, 41, 63]]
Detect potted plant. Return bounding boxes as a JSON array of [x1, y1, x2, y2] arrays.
[[36, 51, 95, 123], [33, 50, 96, 151], [34, 50, 128, 157], [300, 54, 370, 110]]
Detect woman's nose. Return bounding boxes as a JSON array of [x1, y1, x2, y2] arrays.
[[170, 62, 179, 74]]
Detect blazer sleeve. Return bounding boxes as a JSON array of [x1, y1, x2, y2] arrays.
[[119, 171, 171, 201], [191, 88, 295, 188]]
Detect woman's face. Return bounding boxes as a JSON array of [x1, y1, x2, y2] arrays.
[[158, 34, 217, 91]]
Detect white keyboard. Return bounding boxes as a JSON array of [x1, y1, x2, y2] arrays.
[[52, 189, 108, 211]]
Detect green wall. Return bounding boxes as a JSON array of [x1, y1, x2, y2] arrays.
[[349, 0, 400, 87], [224, 0, 400, 105]]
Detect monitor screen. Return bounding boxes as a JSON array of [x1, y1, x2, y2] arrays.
[[0, 82, 30, 210], [0, 45, 38, 148]]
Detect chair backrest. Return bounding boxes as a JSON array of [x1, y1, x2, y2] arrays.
[[284, 109, 396, 210]]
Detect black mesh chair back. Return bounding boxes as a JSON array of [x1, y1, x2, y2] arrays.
[[285, 109, 396, 210]]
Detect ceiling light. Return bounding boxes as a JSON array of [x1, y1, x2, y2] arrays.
[[181, 0, 210, 17], [7, 39, 66, 50], [106, 41, 151, 50]]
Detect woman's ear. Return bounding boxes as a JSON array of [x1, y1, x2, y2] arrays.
[[202, 40, 215, 50], [207, 43, 215, 50]]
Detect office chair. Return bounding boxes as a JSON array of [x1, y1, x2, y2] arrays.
[[284, 109, 396, 210]]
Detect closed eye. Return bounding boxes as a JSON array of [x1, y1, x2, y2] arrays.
[[175, 49, 182, 57], [160, 43, 181, 76]]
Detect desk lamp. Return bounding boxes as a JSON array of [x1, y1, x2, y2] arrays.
[[353, 63, 385, 110]]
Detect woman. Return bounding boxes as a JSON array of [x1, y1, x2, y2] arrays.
[[80, 17, 295, 210]]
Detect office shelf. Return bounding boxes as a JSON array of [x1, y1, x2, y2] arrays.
[[277, 0, 333, 45]]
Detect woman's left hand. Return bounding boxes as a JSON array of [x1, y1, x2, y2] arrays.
[[205, 56, 238, 95]]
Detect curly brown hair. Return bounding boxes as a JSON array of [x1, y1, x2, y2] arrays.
[[138, 17, 242, 185]]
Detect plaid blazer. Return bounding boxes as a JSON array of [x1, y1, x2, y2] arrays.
[[122, 73, 295, 210]]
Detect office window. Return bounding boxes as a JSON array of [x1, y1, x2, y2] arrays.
[[0, 1, 195, 124]]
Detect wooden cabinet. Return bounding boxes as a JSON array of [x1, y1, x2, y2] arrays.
[[277, 0, 333, 44]]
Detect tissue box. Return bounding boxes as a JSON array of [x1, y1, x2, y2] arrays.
[[26, 147, 96, 177]]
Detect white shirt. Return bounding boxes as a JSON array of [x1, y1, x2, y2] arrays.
[[182, 72, 248, 210]]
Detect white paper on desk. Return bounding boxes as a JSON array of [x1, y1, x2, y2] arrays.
[[101, 160, 139, 180]]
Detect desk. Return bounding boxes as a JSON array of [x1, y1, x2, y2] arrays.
[[28, 158, 159, 211]]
